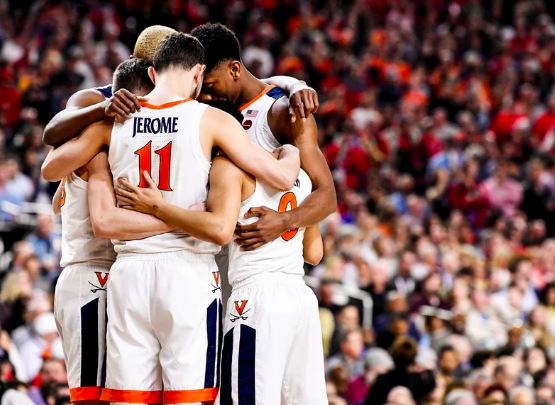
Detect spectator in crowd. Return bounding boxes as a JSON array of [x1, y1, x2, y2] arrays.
[[366, 337, 436, 405], [3, 0, 555, 403]]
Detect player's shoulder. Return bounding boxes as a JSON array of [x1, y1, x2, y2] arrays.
[[67, 86, 110, 109], [211, 155, 251, 182]]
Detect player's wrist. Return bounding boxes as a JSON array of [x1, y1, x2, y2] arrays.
[[281, 211, 294, 231]]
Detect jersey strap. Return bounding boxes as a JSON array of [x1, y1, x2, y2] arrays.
[[266, 86, 286, 100], [95, 84, 113, 99]]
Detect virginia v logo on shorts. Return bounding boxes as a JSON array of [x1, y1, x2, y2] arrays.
[[211, 271, 221, 293], [230, 300, 250, 322], [88, 272, 109, 293]]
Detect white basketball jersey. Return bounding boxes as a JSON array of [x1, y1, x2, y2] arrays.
[[60, 172, 116, 267], [108, 98, 219, 255], [239, 85, 285, 152], [227, 169, 312, 286]]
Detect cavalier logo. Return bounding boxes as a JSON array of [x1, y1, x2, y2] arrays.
[[211, 271, 221, 293], [88, 272, 109, 293], [230, 300, 250, 322]]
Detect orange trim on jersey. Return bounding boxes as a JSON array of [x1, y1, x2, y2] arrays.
[[239, 85, 276, 111], [163, 387, 218, 403], [100, 388, 163, 404], [69, 386, 101, 401], [141, 98, 193, 109]]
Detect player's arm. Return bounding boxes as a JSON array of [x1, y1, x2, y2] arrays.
[[261, 76, 319, 122], [41, 118, 113, 182], [52, 182, 63, 215], [236, 98, 336, 250], [303, 225, 323, 266], [87, 150, 175, 240], [203, 106, 300, 191], [43, 88, 147, 147], [115, 157, 243, 246]]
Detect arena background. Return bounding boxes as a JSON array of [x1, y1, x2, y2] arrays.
[[2, 0, 555, 404]]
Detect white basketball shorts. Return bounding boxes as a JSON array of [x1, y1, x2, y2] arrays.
[[100, 250, 222, 404], [216, 271, 327, 405], [54, 260, 112, 402]]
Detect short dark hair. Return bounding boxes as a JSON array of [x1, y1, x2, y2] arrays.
[[190, 23, 241, 73], [390, 336, 417, 369], [206, 99, 243, 123], [153, 33, 205, 74], [113, 59, 153, 93], [439, 345, 455, 358]]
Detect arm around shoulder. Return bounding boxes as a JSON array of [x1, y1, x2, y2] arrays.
[[204, 107, 300, 191], [43, 88, 107, 147]]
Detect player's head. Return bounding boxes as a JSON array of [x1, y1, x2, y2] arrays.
[[112, 59, 154, 96], [133, 25, 177, 61], [151, 33, 206, 99], [190, 23, 243, 104]]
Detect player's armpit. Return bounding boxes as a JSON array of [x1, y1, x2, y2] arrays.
[[202, 107, 300, 191], [303, 225, 323, 266], [41, 118, 113, 182], [87, 151, 174, 240], [43, 88, 107, 147]]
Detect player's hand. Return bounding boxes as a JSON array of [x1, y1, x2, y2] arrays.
[[115, 172, 164, 215], [103, 89, 148, 119], [275, 144, 299, 159], [234, 206, 289, 250], [288, 83, 319, 123]]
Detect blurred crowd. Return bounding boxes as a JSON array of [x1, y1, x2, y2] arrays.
[[2, 0, 555, 404]]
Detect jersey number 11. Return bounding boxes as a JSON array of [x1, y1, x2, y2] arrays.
[[135, 141, 173, 190]]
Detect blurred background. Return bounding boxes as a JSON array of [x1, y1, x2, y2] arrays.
[[3, 0, 555, 404]]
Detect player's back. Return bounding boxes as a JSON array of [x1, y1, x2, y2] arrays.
[[227, 168, 311, 286], [60, 172, 116, 267], [109, 98, 219, 255]]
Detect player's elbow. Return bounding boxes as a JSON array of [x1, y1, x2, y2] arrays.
[[41, 160, 62, 182], [42, 123, 58, 147], [91, 215, 111, 239], [305, 248, 323, 266], [210, 221, 234, 246]]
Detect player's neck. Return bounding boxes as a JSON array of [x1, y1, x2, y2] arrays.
[[237, 68, 268, 107], [148, 71, 197, 104]]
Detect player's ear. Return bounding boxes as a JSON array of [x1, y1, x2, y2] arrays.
[[148, 66, 156, 85], [230, 60, 241, 81], [194, 64, 206, 86]]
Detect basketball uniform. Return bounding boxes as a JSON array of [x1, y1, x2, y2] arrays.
[[102, 98, 222, 404], [215, 85, 286, 310], [216, 86, 327, 405], [54, 172, 116, 402]]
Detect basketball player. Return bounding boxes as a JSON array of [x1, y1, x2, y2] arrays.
[[42, 33, 300, 405], [190, 23, 336, 250], [114, 128, 328, 405], [43, 25, 319, 148], [52, 59, 175, 405]]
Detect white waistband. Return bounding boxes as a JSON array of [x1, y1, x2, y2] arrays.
[[232, 271, 305, 290], [115, 249, 215, 263]]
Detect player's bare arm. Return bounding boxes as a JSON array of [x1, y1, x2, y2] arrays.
[[116, 156, 246, 246], [202, 106, 300, 191], [87, 150, 175, 241], [52, 182, 63, 215], [236, 97, 336, 250], [43, 88, 147, 147], [261, 76, 319, 123], [303, 225, 324, 266], [41, 118, 113, 182]]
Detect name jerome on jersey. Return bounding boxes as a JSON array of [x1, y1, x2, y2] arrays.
[[133, 116, 179, 137]]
